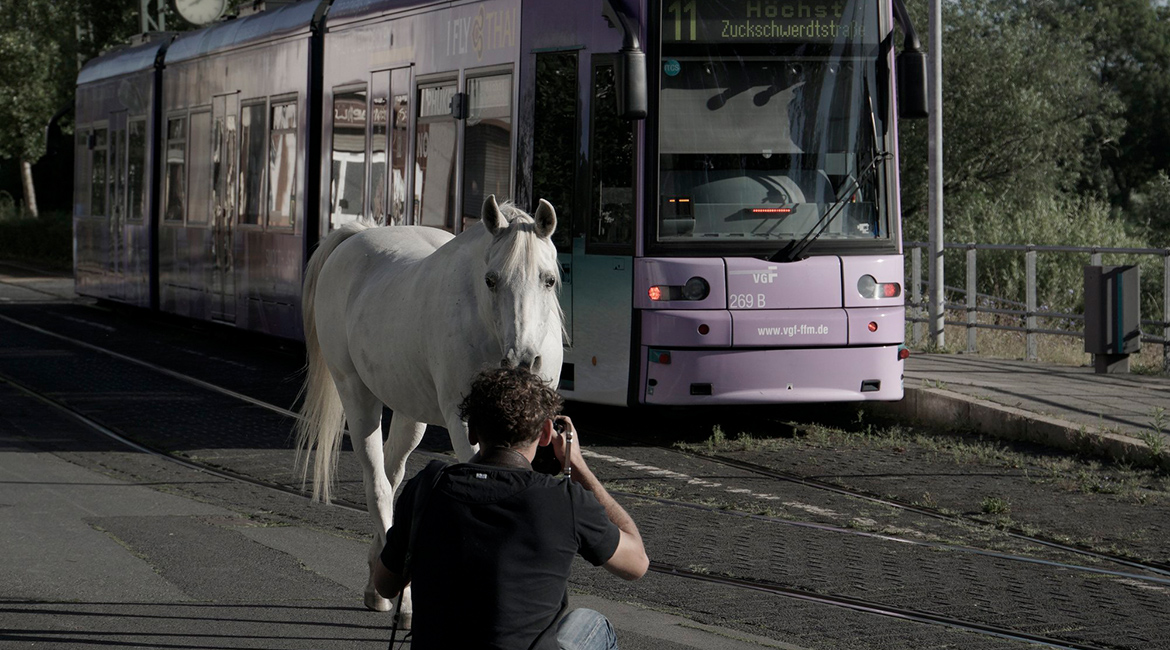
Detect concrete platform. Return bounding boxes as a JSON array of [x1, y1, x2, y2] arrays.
[[880, 353, 1170, 470], [0, 261, 75, 303]]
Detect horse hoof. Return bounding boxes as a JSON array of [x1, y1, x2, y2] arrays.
[[396, 611, 412, 630], [364, 590, 392, 612]]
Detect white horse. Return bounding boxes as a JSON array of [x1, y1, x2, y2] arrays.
[[296, 195, 564, 617]]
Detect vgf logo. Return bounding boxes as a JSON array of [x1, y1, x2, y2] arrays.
[[752, 266, 778, 284]]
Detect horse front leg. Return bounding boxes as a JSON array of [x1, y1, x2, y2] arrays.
[[443, 409, 478, 462], [382, 414, 428, 628]]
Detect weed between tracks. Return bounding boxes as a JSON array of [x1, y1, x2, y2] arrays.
[[669, 413, 1170, 563], [681, 417, 1168, 500]]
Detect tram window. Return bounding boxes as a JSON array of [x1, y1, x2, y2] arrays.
[[239, 102, 266, 226], [128, 120, 146, 221], [188, 110, 212, 224], [588, 64, 634, 251], [371, 95, 388, 225], [390, 68, 410, 225], [533, 52, 578, 251], [164, 117, 186, 222], [415, 81, 457, 232], [462, 73, 512, 230], [91, 128, 107, 217], [330, 88, 367, 229], [113, 128, 125, 221], [269, 101, 297, 229], [76, 128, 90, 218], [370, 73, 390, 225]]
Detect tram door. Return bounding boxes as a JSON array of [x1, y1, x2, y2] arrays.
[[570, 57, 636, 405], [533, 52, 635, 404], [211, 93, 238, 322], [108, 111, 127, 299], [532, 51, 579, 345]]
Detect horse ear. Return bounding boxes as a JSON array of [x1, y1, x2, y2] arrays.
[[482, 195, 506, 235], [533, 199, 557, 240]]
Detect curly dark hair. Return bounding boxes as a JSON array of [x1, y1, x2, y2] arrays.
[[457, 367, 564, 448]]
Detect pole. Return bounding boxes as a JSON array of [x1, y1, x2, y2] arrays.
[[927, 0, 945, 348], [140, 0, 165, 33]]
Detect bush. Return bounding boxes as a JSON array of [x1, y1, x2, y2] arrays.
[[0, 210, 72, 270], [910, 193, 1164, 328]]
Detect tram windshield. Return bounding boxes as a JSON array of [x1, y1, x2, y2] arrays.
[[657, 0, 888, 246]]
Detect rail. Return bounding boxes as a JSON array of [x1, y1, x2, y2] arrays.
[[904, 242, 1170, 371]]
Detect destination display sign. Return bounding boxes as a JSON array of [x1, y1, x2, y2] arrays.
[[662, 0, 876, 44]]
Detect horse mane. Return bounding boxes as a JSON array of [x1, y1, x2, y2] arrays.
[[486, 201, 568, 345], [489, 202, 562, 291]]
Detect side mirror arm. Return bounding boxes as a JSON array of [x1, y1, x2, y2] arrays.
[[892, 0, 929, 120], [602, 0, 648, 120]]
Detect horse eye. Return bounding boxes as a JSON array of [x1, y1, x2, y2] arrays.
[[485, 274, 497, 290], [544, 276, 555, 288]]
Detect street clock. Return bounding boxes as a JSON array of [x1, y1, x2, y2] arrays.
[[173, 0, 228, 26]]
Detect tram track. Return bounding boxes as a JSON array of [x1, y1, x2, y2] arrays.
[[586, 421, 1170, 578], [1, 307, 1168, 649], [12, 297, 1168, 585], [682, 445, 1170, 577], [4, 307, 1170, 583], [0, 371, 1126, 650]]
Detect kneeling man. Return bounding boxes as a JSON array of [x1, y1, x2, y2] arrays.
[[375, 366, 649, 649]]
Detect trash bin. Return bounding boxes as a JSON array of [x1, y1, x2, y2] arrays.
[[1084, 265, 1141, 374]]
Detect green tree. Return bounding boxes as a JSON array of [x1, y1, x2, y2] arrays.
[[896, 0, 1144, 319], [1045, 0, 1170, 209], [899, 0, 1124, 243], [0, 0, 140, 218], [0, 1, 72, 217]]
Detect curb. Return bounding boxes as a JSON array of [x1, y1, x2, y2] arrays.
[[868, 387, 1170, 471]]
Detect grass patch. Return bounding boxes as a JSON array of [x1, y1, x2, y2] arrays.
[[0, 210, 72, 269], [980, 496, 1011, 515], [710, 415, 1169, 502]]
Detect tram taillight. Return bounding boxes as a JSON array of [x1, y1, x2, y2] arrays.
[[857, 275, 902, 299], [648, 277, 710, 302]]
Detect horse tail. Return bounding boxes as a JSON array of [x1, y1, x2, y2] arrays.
[[296, 221, 371, 503]]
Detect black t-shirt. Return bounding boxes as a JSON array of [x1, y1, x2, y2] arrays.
[[381, 461, 621, 650]]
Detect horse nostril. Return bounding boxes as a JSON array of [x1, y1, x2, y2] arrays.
[[531, 356, 542, 373]]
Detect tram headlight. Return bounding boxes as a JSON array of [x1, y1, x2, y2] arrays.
[[682, 277, 710, 301]]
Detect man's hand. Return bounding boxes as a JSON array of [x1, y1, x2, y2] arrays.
[[373, 558, 408, 599], [550, 415, 588, 476], [551, 416, 649, 581]]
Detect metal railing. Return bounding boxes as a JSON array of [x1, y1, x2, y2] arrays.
[[904, 242, 1170, 371]]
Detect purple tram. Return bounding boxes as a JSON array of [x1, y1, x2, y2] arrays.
[[73, 0, 925, 406]]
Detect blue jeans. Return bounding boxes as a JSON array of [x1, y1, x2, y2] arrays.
[[556, 608, 618, 650]]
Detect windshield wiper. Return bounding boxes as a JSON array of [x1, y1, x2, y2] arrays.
[[769, 152, 891, 263]]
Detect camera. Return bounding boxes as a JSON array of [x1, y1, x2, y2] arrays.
[[533, 418, 568, 475], [532, 443, 561, 475]]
